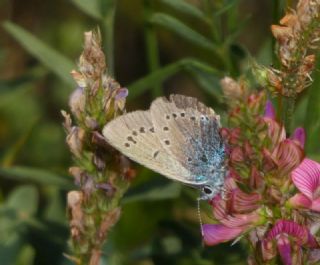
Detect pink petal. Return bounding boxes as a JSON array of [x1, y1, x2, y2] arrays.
[[288, 193, 312, 209], [277, 235, 292, 265], [292, 159, 320, 199], [224, 174, 260, 207], [291, 127, 305, 148], [230, 188, 261, 213], [264, 100, 276, 119], [266, 220, 305, 242], [272, 139, 304, 176], [212, 195, 261, 227], [202, 224, 244, 246], [266, 220, 316, 246], [311, 197, 320, 212], [263, 118, 286, 147]]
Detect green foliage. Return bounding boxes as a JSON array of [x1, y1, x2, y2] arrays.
[[3, 22, 75, 86], [0, 0, 318, 264], [150, 13, 214, 51]]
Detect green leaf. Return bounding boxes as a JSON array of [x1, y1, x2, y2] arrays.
[[44, 188, 66, 224], [123, 179, 181, 204], [128, 60, 185, 99], [0, 166, 73, 189], [159, 0, 206, 20], [150, 13, 214, 51], [70, 0, 102, 19], [7, 185, 38, 216], [128, 58, 220, 100], [3, 21, 75, 86], [214, 0, 239, 17], [0, 233, 22, 265], [16, 245, 35, 265], [187, 67, 222, 101]]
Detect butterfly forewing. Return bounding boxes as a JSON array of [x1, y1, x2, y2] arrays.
[[102, 110, 198, 184]]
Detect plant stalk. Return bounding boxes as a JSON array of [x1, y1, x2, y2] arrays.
[[102, 0, 116, 77], [144, 0, 162, 97]]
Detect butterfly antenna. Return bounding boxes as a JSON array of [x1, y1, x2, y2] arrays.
[[197, 197, 204, 236]]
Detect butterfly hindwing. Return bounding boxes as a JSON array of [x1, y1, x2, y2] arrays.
[[150, 95, 225, 184]]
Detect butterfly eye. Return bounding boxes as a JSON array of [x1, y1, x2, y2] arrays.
[[203, 186, 213, 195]]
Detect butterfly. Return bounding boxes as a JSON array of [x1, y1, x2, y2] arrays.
[[102, 94, 226, 201]]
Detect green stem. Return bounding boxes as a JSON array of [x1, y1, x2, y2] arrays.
[[144, 0, 162, 97], [271, 0, 283, 69], [286, 0, 293, 8], [102, 0, 116, 77], [203, 0, 234, 75], [203, 0, 220, 43], [281, 95, 296, 135]]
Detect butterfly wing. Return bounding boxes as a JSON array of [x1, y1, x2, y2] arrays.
[[102, 110, 199, 185], [150, 94, 225, 185]]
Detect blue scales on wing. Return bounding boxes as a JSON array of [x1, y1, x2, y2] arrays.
[[150, 94, 226, 187]]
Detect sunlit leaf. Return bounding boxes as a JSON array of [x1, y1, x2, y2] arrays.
[[70, 0, 102, 19], [150, 13, 215, 51], [159, 0, 206, 20], [3, 21, 75, 86], [0, 167, 73, 189]]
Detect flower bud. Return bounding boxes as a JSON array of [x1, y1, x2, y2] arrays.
[[69, 87, 86, 120], [230, 146, 245, 163], [220, 77, 246, 102], [67, 191, 84, 239], [66, 127, 86, 157]]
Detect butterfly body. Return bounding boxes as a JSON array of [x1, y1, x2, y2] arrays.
[[103, 94, 226, 200]]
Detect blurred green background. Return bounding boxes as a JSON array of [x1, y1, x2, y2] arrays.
[[0, 0, 319, 264]]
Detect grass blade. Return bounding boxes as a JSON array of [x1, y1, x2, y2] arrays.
[[150, 13, 215, 51], [128, 58, 220, 100], [0, 166, 73, 189], [70, 0, 102, 19], [3, 22, 75, 86], [160, 0, 206, 21]]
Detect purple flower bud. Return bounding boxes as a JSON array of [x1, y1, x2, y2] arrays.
[[291, 127, 306, 148], [264, 100, 276, 119], [115, 88, 128, 100]]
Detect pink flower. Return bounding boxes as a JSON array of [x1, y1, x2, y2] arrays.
[[289, 158, 320, 211], [202, 224, 245, 246], [203, 177, 263, 246], [271, 139, 304, 176], [263, 220, 318, 265]]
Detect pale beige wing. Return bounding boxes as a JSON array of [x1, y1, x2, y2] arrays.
[[102, 110, 196, 184]]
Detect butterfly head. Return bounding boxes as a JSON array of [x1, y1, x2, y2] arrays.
[[199, 168, 226, 201]]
